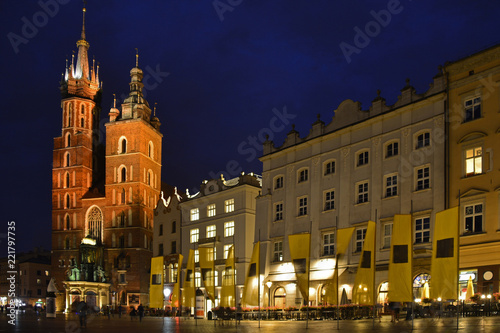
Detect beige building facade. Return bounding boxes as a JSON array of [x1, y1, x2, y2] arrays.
[[446, 45, 500, 296], [256, 74, 447, 307]]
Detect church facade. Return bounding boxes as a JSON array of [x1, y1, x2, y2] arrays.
[[51, 7, 162, 312]]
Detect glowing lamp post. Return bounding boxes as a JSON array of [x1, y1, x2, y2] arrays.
[[266, 281, 272, 319]]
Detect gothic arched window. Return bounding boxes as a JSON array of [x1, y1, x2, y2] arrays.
[[86, 206, 103, 243], [65, 215, 70, 230], [65, 172, 70, 188], [120, 167, 127, 183]]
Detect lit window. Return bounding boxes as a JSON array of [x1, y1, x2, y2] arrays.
[[298, 169, 308, 183], [324, 161, 335, 175], [275, 176, 284, 189], [416, 132, 430, 149], [383, 223, 392, 249], [224, 244, 233, 259], [386, 142, 398, 158], [465, 147, 482, 176], [225, 199, 234, 213], [195, 271, 201, 287], [465, 204, 483, 233], [323, 233, 335, 256], [148, 141, 154, 158], [298, 196, 308, 216], [357, 151, 369, 166], [224, 221, 234, 237], [415, 217, 430, 243], [195, 249, 199, 263], [355, 228, 367, 252], [206, 225, 216, 238], [190, 208, 199, 221], [324, 190, 335, 211], [357, 181, 369, 204], [385, 174, 398, 197], [190, 228, 199, 243], [207, 204, 216, 217], [464, 97, 481, 122], [275, 203, 283, 221], [416, 166, 430, 191], [273, 241, 283, 262], [64, 152, 70, 167]]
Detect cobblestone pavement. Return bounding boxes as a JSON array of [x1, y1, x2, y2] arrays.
[[2, 312, 500, 333]]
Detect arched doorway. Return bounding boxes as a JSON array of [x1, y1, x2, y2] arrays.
[[413, 273, 431, 301], [378, 281, 388, 304], [274, 287, 286, 309], [86, 291, 97, 311]]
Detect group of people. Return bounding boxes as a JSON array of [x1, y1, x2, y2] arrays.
[[76, 301, 146, 328]]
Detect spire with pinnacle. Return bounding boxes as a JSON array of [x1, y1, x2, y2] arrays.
[[75, 1, 90, 80]]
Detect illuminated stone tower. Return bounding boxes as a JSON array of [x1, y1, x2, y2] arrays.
[[51, 4, 103, 307], [103, 51, 162, 306]]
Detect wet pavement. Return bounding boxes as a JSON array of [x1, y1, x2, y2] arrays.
[[2, 312, 500, 333]]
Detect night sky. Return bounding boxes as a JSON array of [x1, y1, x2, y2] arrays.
[[1, 1, 499, 255]]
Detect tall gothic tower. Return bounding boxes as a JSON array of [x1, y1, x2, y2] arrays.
[[103, 53, 162, 305], [51, 4, 103, 299], [51, 4, 163, 311]]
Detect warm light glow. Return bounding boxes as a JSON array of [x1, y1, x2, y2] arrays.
[[81, 237, 96, 245], [277, 262, 294, 273], [481, 295, 486, 299], [163, 288, 171, 298], [309, 287, 316, 296], [459, 295, 465, 301], [415, 298, 422, 303], [266, 281, 272, 289], [437, 297, 442, 302], [487, 295, 492, 299]]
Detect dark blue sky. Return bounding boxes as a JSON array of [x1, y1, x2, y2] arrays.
[[1, 0, 499, 254]]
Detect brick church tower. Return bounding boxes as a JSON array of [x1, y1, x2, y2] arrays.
[[51, 4, 162, 311]]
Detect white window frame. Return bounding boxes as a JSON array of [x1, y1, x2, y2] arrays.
[[324, 189, 335, 211], [385, 141, 399, 158], [384, 173, 398, 198], [415, 131, 431, 149], [382, 223, 393, 249], [224, 221, 234, 237], [323, 232, 335, 256], [225, 199, 235, 213], [415, 216, 430, 244], [355, 228, 367, 252], [274, 202, 283, 221], [190, 228, 199, 243], [274, 175, 284, 189], [190, 208, 199, 221], [324, 160, 336, 176], [273, 241, 283, 262], [298, 168, 309, 183], [415, 165, 430, 191], [356, 150, 369, 167], [206, 225, 216, 238], [298, 196, 308, 216], [464, 203, 483, 234], [356, 181, 369, 204], [464, 146, 482, 177], [207, 204, 216, 217], [464, 96, 481, 122]]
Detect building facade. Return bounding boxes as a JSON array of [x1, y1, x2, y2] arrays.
[[51, 7, 162, 312], [18, 256, 51, 308], [446, 45, 500, 296], [256, 74, 447, 307], [178, 173, 261, 313]]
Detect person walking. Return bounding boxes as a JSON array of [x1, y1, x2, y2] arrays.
[[138, 304, 144, 322], [76, 300, 88, 328]]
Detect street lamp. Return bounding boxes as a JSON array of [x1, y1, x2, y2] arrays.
[[266, 281, 272, 319]]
